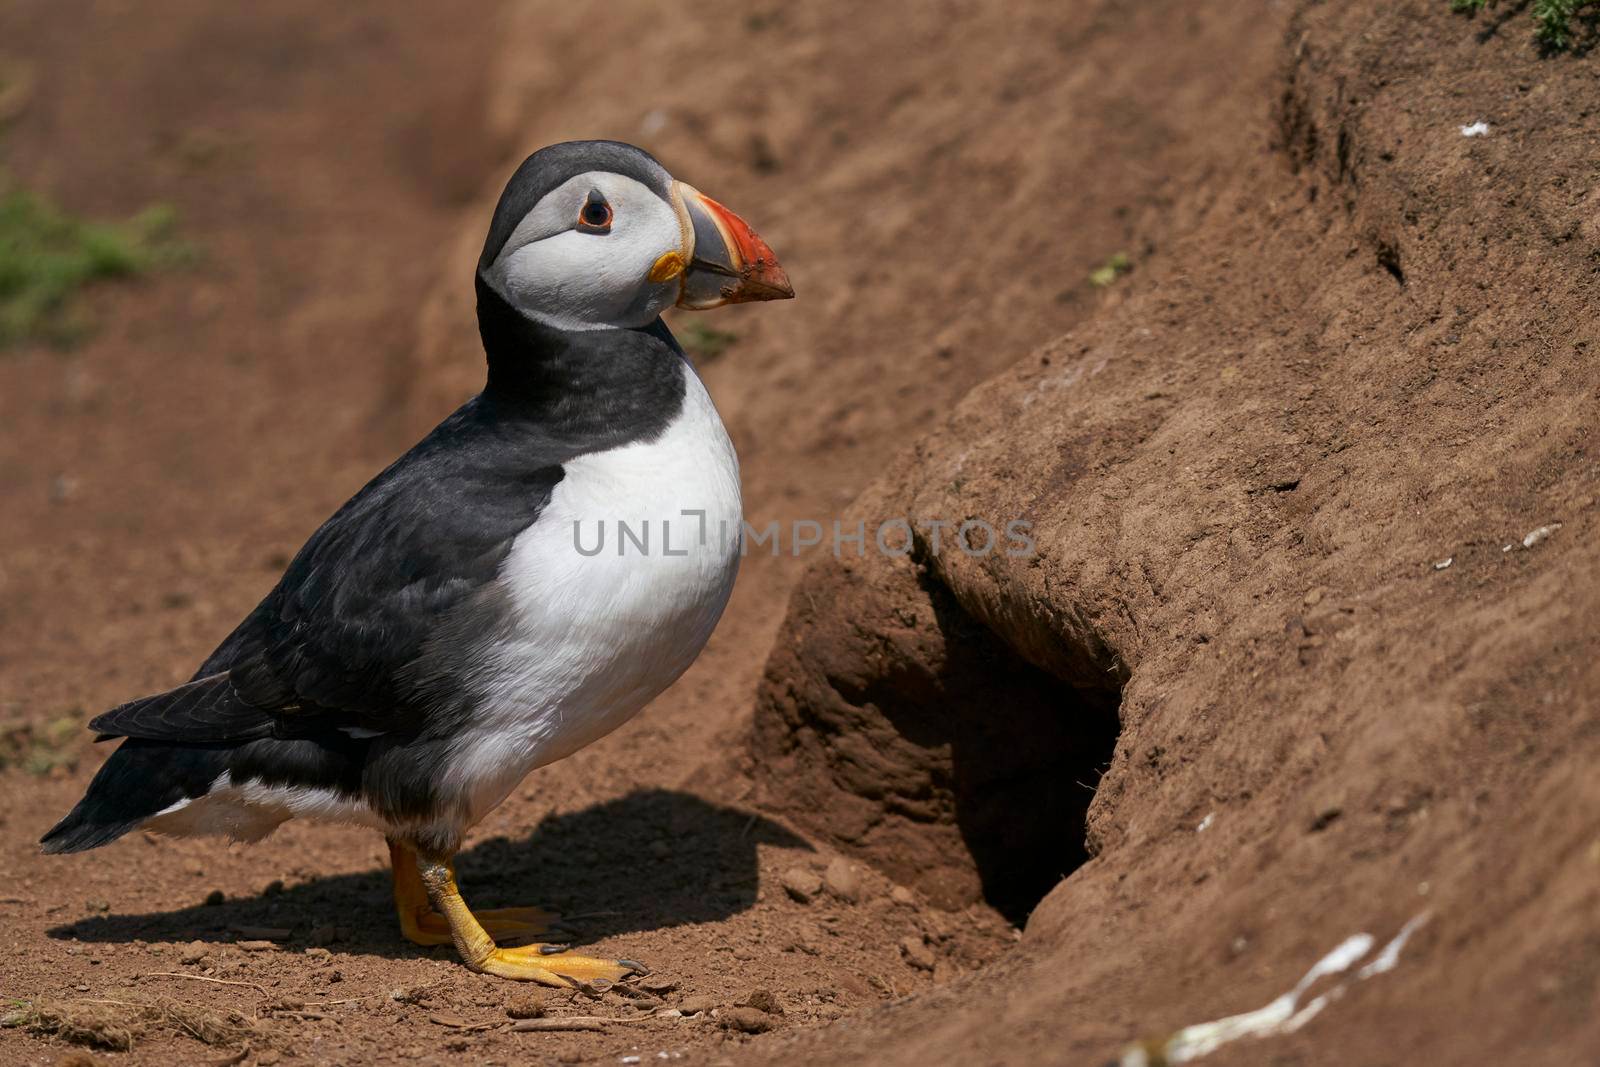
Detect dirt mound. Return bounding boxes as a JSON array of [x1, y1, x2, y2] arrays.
[[748, 2, 1600, 1063]]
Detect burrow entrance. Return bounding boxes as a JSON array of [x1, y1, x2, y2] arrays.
[[892, 572, 1123, 925], [753, 561, 1125, 928]]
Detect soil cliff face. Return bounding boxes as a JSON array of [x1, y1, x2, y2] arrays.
[[748, 2, 1600, 1063]]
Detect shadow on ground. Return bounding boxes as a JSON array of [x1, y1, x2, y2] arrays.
[[52, 789, 807, 957]]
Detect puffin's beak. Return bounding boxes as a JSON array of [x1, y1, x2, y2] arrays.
[[671, 182, 793, 309]]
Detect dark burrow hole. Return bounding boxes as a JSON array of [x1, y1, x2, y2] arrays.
[[874, 569, 1124, 926], [1376, 241, 1405, 285]]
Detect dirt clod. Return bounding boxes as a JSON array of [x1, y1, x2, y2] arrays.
[[53, 1053, 103, 1067], [718, 1006, 778, 1034], [737, 989, 784, 1015], [780, 867, 822, 903], [900, 937, 935, 972], [504, 994, 545, 1020], [676, 996, 719, 1017]]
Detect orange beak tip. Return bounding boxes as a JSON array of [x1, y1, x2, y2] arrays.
[[699, 194, 794, 304]]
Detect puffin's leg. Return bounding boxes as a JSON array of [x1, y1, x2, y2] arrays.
[[413, 849, 644, 986], [388, 838, 557, 947]]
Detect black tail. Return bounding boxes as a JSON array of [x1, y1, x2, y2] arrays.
[[40, 738, 231, 854]]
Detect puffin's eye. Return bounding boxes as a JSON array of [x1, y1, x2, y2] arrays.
[[577, 193, 612, 234]]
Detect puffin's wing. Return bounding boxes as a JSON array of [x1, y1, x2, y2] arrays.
[[88, 670, 279, 742], [95, 405, 566, 743]]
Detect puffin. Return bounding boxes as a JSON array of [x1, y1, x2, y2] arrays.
[[41, 140, 793, 985]]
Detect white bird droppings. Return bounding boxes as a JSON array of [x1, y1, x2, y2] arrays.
[[1357, 912, 1429, 979], [1522, 523, 1562, 548], [1116, 912, 1431, 1066], [1197, 813, 1215, 833], [1460, 120, 1491, 137], [1433, 557, 1453, 570]]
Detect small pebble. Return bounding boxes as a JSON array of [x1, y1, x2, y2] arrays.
[[821, 858, 862, 903], [180, 941, 210, 965], [890, 886, 916, 906]]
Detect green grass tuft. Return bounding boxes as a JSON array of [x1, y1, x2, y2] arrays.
[[1088, 252, 1132, 289], [0, 714, 82, 775], [1450, 0, 1595, 50], [0, 175, 186, 348]]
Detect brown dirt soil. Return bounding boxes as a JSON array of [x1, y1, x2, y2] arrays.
[[2, 1, 1596, 1066]]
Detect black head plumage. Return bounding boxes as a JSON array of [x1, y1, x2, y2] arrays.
[[477, 140, 673, 273]]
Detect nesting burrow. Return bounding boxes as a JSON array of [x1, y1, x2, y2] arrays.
[[750, 550, 1122, 927]]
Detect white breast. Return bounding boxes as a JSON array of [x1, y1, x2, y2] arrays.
[[445, 363, 742, 824]]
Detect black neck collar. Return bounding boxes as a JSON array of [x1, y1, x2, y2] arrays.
[[473, 275, 686, 448]]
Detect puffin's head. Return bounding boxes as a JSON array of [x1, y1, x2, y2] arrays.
[[477, 140, 793, 332]]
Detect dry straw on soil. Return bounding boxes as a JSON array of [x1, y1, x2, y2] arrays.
[[2, 995, 291, 1054]]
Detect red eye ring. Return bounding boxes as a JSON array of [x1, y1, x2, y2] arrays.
[[579, 199, 612, 231]]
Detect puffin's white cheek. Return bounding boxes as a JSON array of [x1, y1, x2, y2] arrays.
[[492, 193, 684, 331]]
